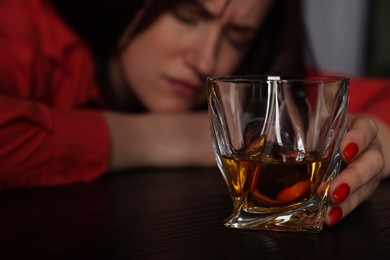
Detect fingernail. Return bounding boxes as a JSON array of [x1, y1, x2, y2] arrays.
[[329, 207, 343, 225], [332, 183, 350, 204], [343, 142, 359, 161]]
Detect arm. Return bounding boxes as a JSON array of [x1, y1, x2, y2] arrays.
[[0, 0, 111, 189], [103, 111, 216, 170], [0, 95, 111, 190], [0, 96, 215, 190]]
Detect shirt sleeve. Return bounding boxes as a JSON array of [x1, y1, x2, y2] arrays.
[[349, 77, 390, 126], [0, 95, 111, 190]]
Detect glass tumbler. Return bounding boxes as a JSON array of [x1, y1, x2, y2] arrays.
[[207, 76, 349, 232]]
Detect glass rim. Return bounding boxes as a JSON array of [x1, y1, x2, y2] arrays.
[[207, 75, 349, 84]]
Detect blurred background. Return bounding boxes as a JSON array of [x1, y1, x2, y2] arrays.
[[303, 0, 390, 77]]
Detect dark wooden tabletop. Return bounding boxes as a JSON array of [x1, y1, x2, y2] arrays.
[[1, 167, 390, 259]]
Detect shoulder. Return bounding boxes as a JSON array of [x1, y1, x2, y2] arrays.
[[0, 0, 98, 104], [0, 0, 54, 39], [350, 77, 390, 89], [0, 0, 86, 54]]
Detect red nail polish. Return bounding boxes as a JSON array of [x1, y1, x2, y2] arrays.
[[329, 207, 343, 225], [343, 142, 359, 161], [333, 183, 350, 204]]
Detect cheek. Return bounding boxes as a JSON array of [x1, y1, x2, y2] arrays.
[[120, 19, 178, 81], [122, 46, 144, 75], [120, 35, 163, 89], [121, 47, 147, 92]]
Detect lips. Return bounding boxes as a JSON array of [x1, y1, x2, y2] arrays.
[[165, 76, 202, 97]]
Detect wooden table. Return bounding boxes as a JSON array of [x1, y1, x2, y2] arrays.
[[1, 167, 390, 259]]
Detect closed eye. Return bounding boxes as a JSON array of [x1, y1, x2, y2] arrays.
[[171, 1, 213, 25], [225, 26, 256, 51]]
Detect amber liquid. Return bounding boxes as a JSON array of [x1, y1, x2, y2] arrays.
[[221, 153, 330, 212]]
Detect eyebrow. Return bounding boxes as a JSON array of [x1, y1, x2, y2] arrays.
[[192, 0, 258, 33]]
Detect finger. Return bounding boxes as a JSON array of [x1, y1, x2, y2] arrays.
[[340, 116, 378, 162], [325, 176, 381, 226], [328, 146, 384, 205], [325, 146, 384, 226]]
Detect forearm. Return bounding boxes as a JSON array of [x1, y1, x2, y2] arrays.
[[103, 111, 215, 170]]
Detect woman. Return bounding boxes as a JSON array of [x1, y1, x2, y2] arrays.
[[0, 0, 388, 227]]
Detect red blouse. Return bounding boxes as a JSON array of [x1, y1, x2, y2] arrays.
[[349, 77, 390, 125], [0, 0, 389, 190], [0, 0, 110, 189]]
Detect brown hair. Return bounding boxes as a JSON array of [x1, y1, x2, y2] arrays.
[[52, 0, 306, 76], [235, 0, 306, 75]]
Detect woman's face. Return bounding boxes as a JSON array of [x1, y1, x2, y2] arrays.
[[118, 0, 273, 112]]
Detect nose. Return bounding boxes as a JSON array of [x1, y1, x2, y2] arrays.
[[185, 28, 220, 77]]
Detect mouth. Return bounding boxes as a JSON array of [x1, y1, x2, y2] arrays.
[[165, 76, 202, 97]]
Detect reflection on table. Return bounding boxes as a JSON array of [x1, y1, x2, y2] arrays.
[[0, 167, 389, 258]]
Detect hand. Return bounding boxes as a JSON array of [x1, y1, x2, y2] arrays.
[[325, 115, 386, 225]]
